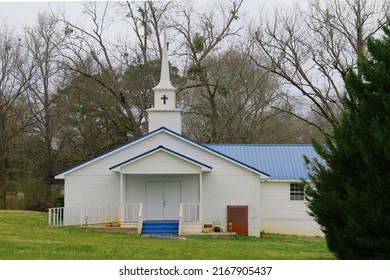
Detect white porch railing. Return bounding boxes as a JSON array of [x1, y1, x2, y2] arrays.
[[48, 204, 120, 226], [178, 203, 199, 236], [48, 207, 64, 226], [122, 203, 143, 223], [181, 203, 200, 222]]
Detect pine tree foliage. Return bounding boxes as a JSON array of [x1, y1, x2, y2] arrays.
[[305, 21, 390, 259]]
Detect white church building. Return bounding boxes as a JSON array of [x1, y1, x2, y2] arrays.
[[52, 35, 322, 237]]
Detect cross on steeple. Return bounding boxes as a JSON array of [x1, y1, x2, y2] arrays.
[[161, 95, 169, 105]]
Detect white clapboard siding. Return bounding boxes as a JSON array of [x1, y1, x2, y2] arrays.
[[64, 174, 119, 207], [202, 173, 261, 236], [260, 182, 310, 219], [260, 181, 322, 236], [120, 150, 202, 174]]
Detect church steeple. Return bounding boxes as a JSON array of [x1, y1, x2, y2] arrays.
[[152, 30, 176, 109], [147, 31, 182, 133], [154, 31, 175, 92]]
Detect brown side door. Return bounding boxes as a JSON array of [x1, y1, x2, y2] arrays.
[[227, 205, 248, 236]]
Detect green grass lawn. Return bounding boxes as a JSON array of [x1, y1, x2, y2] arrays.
[[0, 210, 335, 260]]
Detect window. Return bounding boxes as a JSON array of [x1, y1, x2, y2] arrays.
[[290, 183, 304, 201]]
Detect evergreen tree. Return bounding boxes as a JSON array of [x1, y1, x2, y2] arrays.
[[305, 21, 390, 259]]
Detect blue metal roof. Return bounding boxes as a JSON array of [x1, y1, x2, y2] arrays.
[[204, 144, 320, 180]]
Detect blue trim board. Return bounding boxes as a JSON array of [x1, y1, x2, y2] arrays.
[[109, 145, 213, 170]]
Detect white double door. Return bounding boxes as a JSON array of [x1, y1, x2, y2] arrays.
[[145, 181, 181, 220]]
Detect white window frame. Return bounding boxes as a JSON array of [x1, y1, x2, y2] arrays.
[[290, 183, 304, 201]]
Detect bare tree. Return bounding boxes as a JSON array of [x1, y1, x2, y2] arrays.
[[182, 47, 287, 143], [251, 0, 389, 137], [58, 2, 139, 137], [23, 13, 65, 201], [58, 1, 174, 138], [53, 72, 127, 166], [122, 1, 175, 63], [171, 0, 245, 142], [0, 22, 34, 206]]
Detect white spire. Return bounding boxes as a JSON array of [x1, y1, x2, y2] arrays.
[[154, 30, 175, 90], [147, 30, 182, 134]]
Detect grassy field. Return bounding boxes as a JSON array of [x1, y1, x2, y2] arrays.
[[0, 210, 335, 260]]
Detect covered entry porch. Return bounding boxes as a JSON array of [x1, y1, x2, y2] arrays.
[[120, 175, 203, 235], [111, 145, 212, 234]]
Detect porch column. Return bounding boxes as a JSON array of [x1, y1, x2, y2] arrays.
[[120, 174, 125, 223], [199, 173, 203, 221]]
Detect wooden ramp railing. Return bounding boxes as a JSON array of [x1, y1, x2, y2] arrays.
[[48, 203, 143, 227], [48, 205, 120, 226]]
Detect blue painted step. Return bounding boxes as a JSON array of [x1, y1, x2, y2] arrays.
[[142, 220, 179, 235]]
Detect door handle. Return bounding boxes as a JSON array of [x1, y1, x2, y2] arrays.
[[163, 201, 166, 206]]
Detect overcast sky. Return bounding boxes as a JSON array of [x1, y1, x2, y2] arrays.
[[0, 0, 293, 28]]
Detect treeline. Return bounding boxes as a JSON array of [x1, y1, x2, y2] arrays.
[[0, 0, 388, 209]]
